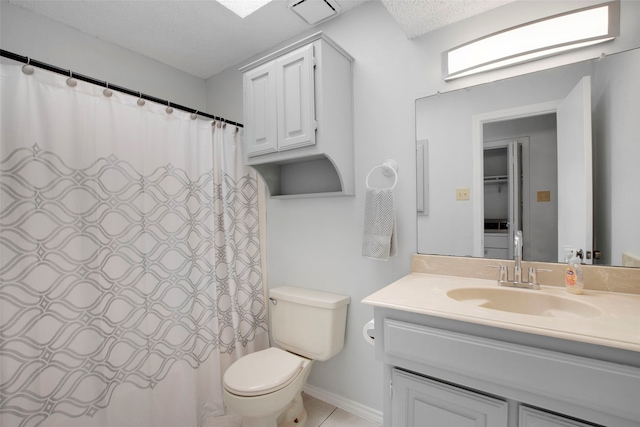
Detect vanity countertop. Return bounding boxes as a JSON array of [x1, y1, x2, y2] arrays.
[[362, 273, 640, 353]]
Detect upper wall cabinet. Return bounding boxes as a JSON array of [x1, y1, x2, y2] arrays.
[[244, 44, 316, 156], [240, 32, 354, 198]]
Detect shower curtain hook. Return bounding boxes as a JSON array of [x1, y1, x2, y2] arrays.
[[22, 57, 35, 75], [190, 110, 198, 120], [137, 92, 146, 106], [166, 101, 173, 115], [103, 81, 113, 97], [66, 70, 77, 87]]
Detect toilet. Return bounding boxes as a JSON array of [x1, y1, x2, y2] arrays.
[[223, 286, 350, 427]]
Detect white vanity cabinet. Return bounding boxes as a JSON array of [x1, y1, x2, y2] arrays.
[[374, 308, 640, 427], [240, 32, 354, 198]]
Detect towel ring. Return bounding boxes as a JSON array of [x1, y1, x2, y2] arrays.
[[366, 159, 398, 190]]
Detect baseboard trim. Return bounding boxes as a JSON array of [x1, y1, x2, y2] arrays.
[[303, 384, 383, 425]]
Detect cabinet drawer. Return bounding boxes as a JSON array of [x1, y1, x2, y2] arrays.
[[484, 247, 509, 259], [485, 233, 508, 248]]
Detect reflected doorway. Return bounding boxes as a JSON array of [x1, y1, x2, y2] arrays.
[[482, 114, 558, 263]]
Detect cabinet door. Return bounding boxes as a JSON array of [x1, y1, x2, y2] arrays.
[[520, 406, 601, 427], [276, 44, 316, 152], [392, 369, 508, 427], [244, 61, 278, 157]]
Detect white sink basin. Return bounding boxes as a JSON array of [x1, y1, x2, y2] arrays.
[[446, 287, 602, 319]]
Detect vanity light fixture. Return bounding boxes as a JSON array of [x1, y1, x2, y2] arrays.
[[443, 1, 620, 81], [216, 0, 273, 18]]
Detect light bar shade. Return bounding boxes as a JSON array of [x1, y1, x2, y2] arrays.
[[443, 1, 619, 80]]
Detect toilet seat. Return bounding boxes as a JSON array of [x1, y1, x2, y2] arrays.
[[223, 347, 304, 397]]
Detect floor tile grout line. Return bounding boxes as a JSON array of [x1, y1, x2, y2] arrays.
[[317, 407, 338, 427]]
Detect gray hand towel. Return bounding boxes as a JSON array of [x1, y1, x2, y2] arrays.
[[362, 188, 397, 260]]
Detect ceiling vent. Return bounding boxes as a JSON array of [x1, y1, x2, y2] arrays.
[[288, 0, 341, 26]]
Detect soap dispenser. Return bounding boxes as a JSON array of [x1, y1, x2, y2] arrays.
[[564, 249, 584, 294]]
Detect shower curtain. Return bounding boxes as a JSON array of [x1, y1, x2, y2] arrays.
[[0, 64, 269, 427]]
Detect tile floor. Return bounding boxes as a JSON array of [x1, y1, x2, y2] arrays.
[[211, 392, 380, 427]]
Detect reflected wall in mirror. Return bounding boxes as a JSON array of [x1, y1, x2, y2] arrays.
[[416, 48, 640, 268]]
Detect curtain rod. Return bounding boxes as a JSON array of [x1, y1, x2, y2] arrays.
[[0, 49, 243, 128]]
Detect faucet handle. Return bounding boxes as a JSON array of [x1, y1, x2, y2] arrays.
[[527, 267, 551, 287], [487, 265, 508, 282]]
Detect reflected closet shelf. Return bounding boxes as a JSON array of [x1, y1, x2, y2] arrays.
[[484, 175, 508, 183]]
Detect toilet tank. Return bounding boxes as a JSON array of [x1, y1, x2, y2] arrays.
[[269, 286, 350, 361]]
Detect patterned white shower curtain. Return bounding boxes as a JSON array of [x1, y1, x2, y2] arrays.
[[0, 64, 269, 427]]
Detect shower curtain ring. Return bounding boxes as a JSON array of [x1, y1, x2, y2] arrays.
[[66, 70, 77, 87], [137, 92, 146, 106], [166, 101, 173, 115], [190, 110, 198, 120], [103, 81, 113, 97], [22, 57, 35, 75]]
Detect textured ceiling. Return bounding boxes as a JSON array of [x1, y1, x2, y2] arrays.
[[381, 0, 516, 38], [8, 0, 515, 79]]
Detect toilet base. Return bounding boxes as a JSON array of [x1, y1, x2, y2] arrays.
[[237, 393, 307, 427], [279, 408, 307, 427], [277, 392, 307, 427]]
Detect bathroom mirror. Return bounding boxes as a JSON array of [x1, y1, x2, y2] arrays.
[[416, 47, 639, 268]]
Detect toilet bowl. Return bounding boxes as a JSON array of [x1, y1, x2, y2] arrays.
[[222, 286, 350, 427], [223, 348, 313, 427]]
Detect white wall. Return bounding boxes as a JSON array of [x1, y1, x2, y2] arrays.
[[205, 0, 640, 415], [0, 2, 207, 110]]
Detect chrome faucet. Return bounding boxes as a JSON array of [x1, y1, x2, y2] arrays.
[[514, 230, 523, 283], [488, 230, 547, 290]]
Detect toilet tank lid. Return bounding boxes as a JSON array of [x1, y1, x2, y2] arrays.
[[269, 286, 350, 309]]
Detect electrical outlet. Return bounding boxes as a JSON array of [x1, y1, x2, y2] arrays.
[[456, 188, 470, 201]]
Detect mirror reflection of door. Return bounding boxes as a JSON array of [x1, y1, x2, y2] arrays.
[[477, 76, 594, 264], [479, 76, 593, 264], [483, 139, 526, 260], [556, 76, 593, 264], [483, 114, 559, 263]]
